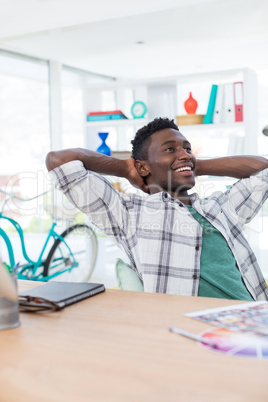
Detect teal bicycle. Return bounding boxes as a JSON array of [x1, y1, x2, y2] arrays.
[[0, 189, 98, 282]]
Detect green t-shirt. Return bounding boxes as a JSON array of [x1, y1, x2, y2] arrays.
[[186, 205, 254, 301]]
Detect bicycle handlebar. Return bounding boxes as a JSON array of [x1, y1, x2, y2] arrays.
[[0, 188, 50, 202], [0, 188, 53, 214]]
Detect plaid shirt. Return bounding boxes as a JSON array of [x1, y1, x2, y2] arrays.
[[51, 161, 268, 301]]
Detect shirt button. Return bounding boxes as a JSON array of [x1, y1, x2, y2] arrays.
[[179, 203, 183, 207], [193, 274, 198, 280], [162, 192, 169, 201], [195, 246, 199, 251]]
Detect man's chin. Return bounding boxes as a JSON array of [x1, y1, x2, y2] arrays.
[[171, 180, 195, 193], [148, 179, 195, 195]]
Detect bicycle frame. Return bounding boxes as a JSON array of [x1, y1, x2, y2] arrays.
[[0, 212, 77, 281]]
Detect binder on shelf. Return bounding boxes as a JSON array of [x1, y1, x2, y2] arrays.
[[234, 82, 243, 122], [212, 84, 225, 124], [203, 85, 218, 124], [223, 82, 235, 124]]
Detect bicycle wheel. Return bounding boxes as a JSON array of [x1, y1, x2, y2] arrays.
[[43, 224, 98, 282]]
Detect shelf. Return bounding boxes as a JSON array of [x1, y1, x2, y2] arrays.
[[86, 119, 243, 131], [178, 122, 244, 131], [86, 118, 148, 128], [112, 151, 131, 159]]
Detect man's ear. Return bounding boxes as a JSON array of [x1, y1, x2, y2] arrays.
[[135, 160, 151, 177]]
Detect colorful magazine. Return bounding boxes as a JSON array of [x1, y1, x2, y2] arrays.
[[186, 301, 268, 339]]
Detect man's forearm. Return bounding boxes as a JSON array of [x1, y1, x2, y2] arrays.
[[45, 148, 126, 176], [46, 148, 149, 193], [196, 156, 268, 179]]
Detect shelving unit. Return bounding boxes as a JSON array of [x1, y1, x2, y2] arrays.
[[85, 68, 258, 157]]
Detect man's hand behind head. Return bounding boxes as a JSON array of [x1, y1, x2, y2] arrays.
[[125, 158, 149, 194]]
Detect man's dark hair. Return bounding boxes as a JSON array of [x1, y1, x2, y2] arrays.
[[131, 117, 179, 160]]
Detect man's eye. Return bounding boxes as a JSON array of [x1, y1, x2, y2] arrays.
[[165, 147, 175, 151], [185, 147, 192, 153]]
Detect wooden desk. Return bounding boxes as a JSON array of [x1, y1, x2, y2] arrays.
[[0, 281, 267, 402]]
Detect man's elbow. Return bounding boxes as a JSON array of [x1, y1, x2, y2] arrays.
[[46, 151, 60, 172], [46, 148, 80, 171]]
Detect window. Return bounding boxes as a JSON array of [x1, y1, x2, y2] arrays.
[[62, 67, 85, 149], [0, 51, 50, 196], [0, 51, 50, 231], [62, 66, 115, 149]]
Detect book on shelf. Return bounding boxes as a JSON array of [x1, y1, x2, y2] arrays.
[[87, 110, 128, 121], [87, 114, 128, 121], [88, 110, 127, 116]]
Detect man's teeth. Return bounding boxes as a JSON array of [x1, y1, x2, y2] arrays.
[[175, 166, 192, 172]]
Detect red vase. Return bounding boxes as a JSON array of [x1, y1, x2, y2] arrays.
[[184, 92, 198, 114]]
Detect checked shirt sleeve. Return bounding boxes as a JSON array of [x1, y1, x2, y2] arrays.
[[49, 160, 131, 238], [223, 168, 268, 225]]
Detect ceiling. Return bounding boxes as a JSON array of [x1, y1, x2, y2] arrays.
[[0, 0, 268, 80]]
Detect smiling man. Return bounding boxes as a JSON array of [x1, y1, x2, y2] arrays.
[[46, 117, 268, 301], [132, 124, 196, 203]]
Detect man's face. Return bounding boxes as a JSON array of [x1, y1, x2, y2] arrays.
[[142, 128, 196, 195]]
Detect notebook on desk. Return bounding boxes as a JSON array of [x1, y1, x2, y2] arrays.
[[19, 282, 105, 310]]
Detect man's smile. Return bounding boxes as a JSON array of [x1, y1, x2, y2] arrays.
[[172, 163, 195, 175], [174, 166, 192, 172], [174, 169, 193, 176]]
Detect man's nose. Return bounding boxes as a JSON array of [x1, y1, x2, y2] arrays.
[[177, 147, 191, 159]]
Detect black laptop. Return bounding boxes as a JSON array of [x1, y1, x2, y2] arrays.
[[19, 282, 105, 310]]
